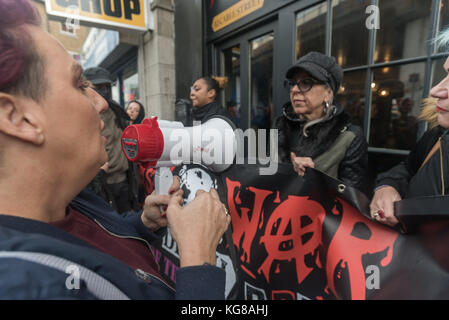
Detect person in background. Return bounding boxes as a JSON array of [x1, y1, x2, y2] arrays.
[[189, 76, 235, 126], [83, 67, 136, 213], [370, 27, 449, 226], [126, 100, 146, 125], [274, 51, 368, 193], [227, 100, 240, 128], [0, 0, 230, 299], [391, 98, 418, 151]]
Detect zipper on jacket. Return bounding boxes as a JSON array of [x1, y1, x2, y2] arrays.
[[135, 269, 176, 293], [93, 218, 176, 292]]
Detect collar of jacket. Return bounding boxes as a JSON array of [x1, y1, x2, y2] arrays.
[[281, 101, 344, 124], [69, 188, 164, 243], [0, 212, 174, 300], [280, 101, 351, 158], [0, 188, 161, 247], [192, 101, 221, 123]]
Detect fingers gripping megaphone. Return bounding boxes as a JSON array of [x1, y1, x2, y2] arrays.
[[121, 116, 236, 195]]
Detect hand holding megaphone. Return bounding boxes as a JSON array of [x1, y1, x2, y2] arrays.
[[121, 116, 236, 195]]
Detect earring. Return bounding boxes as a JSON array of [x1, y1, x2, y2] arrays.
[[323, 101, 330, 114]]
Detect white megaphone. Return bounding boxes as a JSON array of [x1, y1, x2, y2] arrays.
[[121, 116, 236, 195]]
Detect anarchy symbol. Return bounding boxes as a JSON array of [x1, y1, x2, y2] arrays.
[[258, 196, 324, 284]]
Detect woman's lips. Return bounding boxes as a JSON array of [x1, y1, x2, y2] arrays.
[[437, 106, 448, 113]]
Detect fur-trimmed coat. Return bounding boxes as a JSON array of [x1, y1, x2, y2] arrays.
[[274, 102, 368, 193]]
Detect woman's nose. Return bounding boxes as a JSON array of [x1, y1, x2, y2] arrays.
[[89, 88, 108, 113], [430, 76, 449, 100]]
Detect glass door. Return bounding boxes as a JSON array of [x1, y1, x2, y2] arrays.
[[249, 32, 274, 132], [222, 45, 242, 128], [217, 22, 276, 131]]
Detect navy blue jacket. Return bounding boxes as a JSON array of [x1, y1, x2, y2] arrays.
[[0, 188, 225, 300]]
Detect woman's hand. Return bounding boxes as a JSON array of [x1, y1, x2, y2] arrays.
[[369, 186, 402, 227], [141, 176, 182, 232], [166, 189, 231, 267], [290, 152, 315, 176]]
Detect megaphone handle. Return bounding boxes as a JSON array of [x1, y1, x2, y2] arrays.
[[155, 167, 173, 196]]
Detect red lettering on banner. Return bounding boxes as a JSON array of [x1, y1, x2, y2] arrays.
[[225, 178, 399, 300], [259, 196, 324, 284], [326, 200, 398, 300], [226, 178, 272, 264]]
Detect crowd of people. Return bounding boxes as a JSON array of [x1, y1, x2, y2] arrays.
[[1, 0, 449, 300]]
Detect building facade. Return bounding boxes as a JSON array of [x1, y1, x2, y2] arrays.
[[175, 0, 449, 190], [33, 0, 90, 62], [64, 0, 176, 120]]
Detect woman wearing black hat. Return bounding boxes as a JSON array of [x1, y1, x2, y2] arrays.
[[275, 51, 368, 193]]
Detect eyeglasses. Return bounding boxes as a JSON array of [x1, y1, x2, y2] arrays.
[[284, 78, 324, 93]]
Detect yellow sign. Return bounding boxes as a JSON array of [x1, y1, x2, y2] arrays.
[[45, 0, 148, 31], [212, 0, 264, 32]]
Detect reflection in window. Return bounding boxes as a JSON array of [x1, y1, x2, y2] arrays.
[[335, 70, 366, 128], [112, 79, 120, 104], [370, 62, 425, 150], [439, 0, 449, 42], [222, 46, 241, 128], [124, 73, 139, 102], [250, 33, 274, 131], [431, 58, 448, 88], [375, 0, 432, 63], [296, 2, 327, 59], [331, 0, 369, 68]]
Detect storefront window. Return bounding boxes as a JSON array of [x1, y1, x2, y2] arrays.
[[331, 0, 369, 68], [124, 73, 139, 103], [296, 2, 327, 59], [369, 62, 425, 150], [375, 0, 432, 63], [431, 57, 448, 88], [222, 45, 241, 128], [250, 33, 274, 131], [439, 0, 449, 36], [335, 70, 367, 128]]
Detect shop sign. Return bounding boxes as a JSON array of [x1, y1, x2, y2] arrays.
[[212, 0, 264, 32], [45, 0, 149, 31]]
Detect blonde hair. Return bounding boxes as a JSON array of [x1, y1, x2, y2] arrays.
[[210, 76, 228, 90], [418, 97, 439, 129]]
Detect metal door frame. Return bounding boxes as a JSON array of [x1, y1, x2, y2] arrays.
[[213, 22, 277, 130]]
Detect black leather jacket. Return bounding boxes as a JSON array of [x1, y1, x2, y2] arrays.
[[274, 102, 368, 193], [376, 126, 449, 198]]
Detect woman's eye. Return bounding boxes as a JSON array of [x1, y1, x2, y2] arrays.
[[79, 78, 91, 90]]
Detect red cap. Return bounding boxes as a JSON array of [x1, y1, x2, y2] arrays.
[[121, 118, 164, 168]]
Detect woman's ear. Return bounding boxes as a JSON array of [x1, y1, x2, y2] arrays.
[[207, 88, 217, 101], [324, 86, 334, 105], [0, 95, 45, 145]]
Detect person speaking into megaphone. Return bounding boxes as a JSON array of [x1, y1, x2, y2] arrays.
[[189, 76, 236, 126]]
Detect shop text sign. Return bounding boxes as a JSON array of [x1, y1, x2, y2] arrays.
[[212, 0, 264, 32], [45, 0, 148, 31]]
